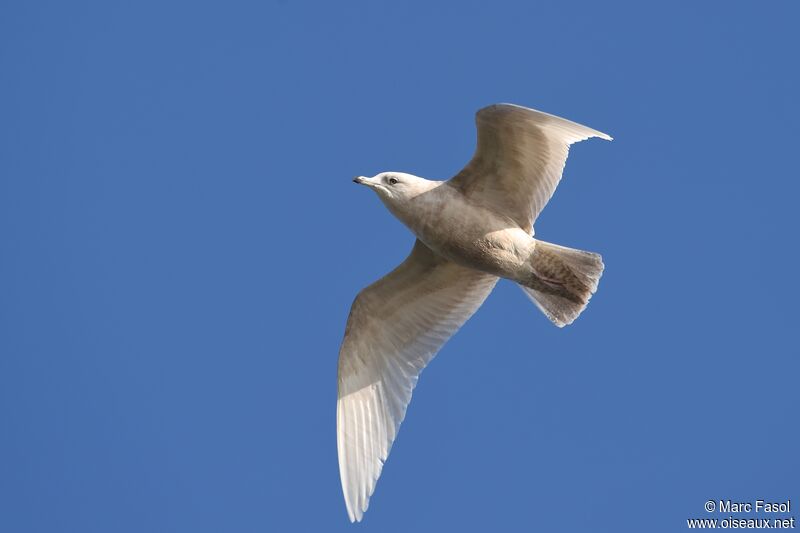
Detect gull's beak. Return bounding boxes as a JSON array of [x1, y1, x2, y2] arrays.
[[353, 176, 369, 185]]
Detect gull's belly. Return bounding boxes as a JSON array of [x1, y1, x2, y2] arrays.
[[435, 225, 533, 278], [412, 197, 534, 279]]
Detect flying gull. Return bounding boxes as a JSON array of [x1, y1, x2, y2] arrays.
[[337, 103, 612, 521]]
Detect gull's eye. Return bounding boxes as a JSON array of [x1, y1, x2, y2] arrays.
[[388, 177, 399, 185]]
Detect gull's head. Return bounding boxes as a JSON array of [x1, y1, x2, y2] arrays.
[[352, 172, 436, 208]]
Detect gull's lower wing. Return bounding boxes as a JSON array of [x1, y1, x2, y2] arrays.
[[337, 240, 497, 521], [448, 103, 612, 232]]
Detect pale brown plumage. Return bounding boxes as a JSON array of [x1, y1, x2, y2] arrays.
[[338, 104, 612, 521]]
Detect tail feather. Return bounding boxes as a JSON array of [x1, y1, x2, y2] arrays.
[[519, 240, 604, 327]]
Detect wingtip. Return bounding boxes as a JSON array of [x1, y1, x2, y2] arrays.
[[586, 126, 613, 142], [342, 490, 365, 523], [347, 505, 363, 523], [342, 482, 365, 523]]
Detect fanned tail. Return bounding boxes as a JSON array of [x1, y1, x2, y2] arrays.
[[518, 240, 604, 327]]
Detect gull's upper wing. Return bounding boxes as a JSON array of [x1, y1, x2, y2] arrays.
[[448, 103, 612, 232], [337, 240, 497, 522]]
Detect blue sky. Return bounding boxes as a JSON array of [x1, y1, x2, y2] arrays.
[[1, 1, 798, 531]]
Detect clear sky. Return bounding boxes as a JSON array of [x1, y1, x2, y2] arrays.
[[1, 1, 798, 532]]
